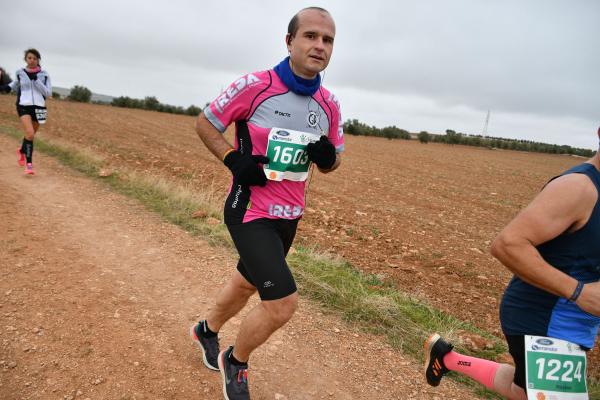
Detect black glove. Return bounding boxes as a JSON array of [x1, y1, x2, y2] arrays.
[[224, 150, 269, 187], [26, 72, 37, 81], [306, 135, 336, 169]]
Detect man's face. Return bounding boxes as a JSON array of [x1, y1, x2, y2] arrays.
[[287, 10, 336, 79]]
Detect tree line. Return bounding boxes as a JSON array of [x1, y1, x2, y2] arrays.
[[344, 119, 594, 157], [54, 85, 204, 117], [110, 95, 203, 116]]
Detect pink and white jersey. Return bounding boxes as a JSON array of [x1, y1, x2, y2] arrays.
[[203, 69, 344, 224]]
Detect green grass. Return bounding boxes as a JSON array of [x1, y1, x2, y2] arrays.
[[4, 124, 599, 398]]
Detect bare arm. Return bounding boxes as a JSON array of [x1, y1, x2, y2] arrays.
[[195, 113, 233, 161], [491, 172, 600, 312]]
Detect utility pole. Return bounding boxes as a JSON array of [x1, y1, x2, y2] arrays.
[[482, 109, 490, 137]]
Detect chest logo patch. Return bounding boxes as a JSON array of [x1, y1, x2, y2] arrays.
[[307, 111, 320, 128]]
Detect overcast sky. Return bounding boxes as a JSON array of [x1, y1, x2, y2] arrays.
[[2, 0, 598, 149]]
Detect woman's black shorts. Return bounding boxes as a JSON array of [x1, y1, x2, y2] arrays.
[[17, 105, 47, 123]]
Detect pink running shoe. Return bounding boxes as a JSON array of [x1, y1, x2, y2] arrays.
[[17, 148, 25, 166], [25, 163, 35, 175]]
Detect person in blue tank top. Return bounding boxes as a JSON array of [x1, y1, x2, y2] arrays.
[[424, 127, 600, 399]]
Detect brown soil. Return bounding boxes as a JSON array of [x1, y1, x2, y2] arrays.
[[0, 133, 473, 399]]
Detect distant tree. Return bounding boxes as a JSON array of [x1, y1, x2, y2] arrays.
[[418, 131, 430, 143], [68, 85, 92, 103], [144, 96, 160, 111], [382, 126, 398, 140], [398, 128, 411, 140], [445, 129, 461, 145], [186, 105, 202, 116], [111, 96, 129, 107], [52, 91, 61, 99]]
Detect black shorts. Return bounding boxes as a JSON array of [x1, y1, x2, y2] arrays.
[[505, 335, 526, 389], [227, 218, 299, 301], [17, 105, 47, 123]]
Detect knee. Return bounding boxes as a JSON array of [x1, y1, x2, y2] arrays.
[[263, 293, 298, 326], [24, 130, 35, 140]]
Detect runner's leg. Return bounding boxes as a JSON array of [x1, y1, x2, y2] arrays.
[[444, 351, 526, 399], [206, 270, 256, 332], [426, 334, 527, 400], [20, 115, 35, 164], [492, 364, 527, 400], [232, 291, 298, 362]]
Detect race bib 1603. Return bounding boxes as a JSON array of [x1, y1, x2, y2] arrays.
[[264, 128, 320, 182], [525, 335, 588, 400]]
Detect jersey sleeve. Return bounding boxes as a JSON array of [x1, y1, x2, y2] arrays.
[[35, 72, 51, 97], [327, 93, 345, 153], [202, 72, 264, 133], [8, 70, 20, 91]]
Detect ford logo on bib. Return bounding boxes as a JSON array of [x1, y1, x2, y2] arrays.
[[536, 338, 554, 346], [276, 130, 290, 137]]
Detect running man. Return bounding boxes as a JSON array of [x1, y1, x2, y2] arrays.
[[0, 48, 52, 175], [424, 127, 600, 399], [190, 7, 343, 400]]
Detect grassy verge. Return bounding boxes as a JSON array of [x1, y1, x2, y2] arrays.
[[4, 125, 598, 398]]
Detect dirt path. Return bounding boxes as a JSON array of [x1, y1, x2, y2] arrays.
[[0, 135, 476, 399]]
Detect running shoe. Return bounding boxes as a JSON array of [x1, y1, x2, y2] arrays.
[[190, 321, 220, 371], [17, 148, 25, 166], [424, 333, 453, 387], [218, 346, 250, 400], [25, 163, 35, 175]]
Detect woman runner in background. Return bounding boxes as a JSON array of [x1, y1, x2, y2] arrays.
[[0, 48, 52, 175]]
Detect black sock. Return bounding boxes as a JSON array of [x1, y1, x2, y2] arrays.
[[198, 320, 217, 338], [229, 350, 248, 367], [23, 139, 33, 163], [20, 138, 26, 154]]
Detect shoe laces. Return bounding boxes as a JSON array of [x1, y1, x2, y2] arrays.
[[237, 368, 248, 384]]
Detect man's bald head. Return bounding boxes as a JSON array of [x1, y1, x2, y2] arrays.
[[287, 7, 334, 38]]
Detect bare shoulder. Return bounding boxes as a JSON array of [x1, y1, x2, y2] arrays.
[[544, 171, 598, 201], [535, 170, 599, 225]]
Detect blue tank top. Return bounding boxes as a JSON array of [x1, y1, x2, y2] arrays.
[[500, 163, 600, 348]]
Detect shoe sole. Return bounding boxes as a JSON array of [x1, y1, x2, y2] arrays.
[[424, 333, 441, 385], [189, 325, 219, 371], [218, 349, 230, 400]]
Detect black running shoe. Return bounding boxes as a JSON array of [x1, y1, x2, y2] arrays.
[[218, 346, 250, 400], [190, 321, 220, 371], [424, 333, 453, 386]]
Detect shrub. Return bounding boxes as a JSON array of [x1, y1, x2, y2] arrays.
[[418, 131, 430, 144], [68, 85, 92, 103]]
